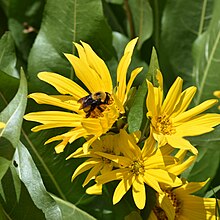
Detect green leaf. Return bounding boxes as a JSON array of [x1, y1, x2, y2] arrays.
[[184, 125, 220, 195], [0, 167, 45, 219], [192, 0, 220, 105], [27, 0, 115, 90], [128, 0, 153, 49], [0, 69, 27, 147], [13, 142, 62, 220], [7, 0, 45, 60], [147, 47, 159, 85], [0, 69, 27, 181], [160, 0, 214, 82], [0, 32, 18, 77], [51, 194, 96, 220], [128, 83, 147, 133]]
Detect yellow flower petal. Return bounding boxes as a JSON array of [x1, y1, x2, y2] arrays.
[[171, 86, 197, 118], [113, 174, 134, 205], [147, 169, 182, 187], [86, 184, 102, 195], [0, 122, 5, 129], [83, 163, 103, 187], [166, 135, 198, 155], [175, 114, 220, 136], [161, 77, 183, 116], [213, 90, 220, 98], [28, 93, 80, 112], [123, 67, 143, 104], [80, 41, 113, 93], [116, 38, 138, 102], [132, 177, 146, 209], [64, 53, 105, 93], [38, 72, 88, 99], [173, 99, 218, 123], [142, 173, 163, 193], [158, 193, 175, 220], [175, 179, 209, 195], [71, 158, 100, 182]]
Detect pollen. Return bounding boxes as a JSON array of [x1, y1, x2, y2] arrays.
[[153, 190, 182, 219], [155, 114, 176, 135], [130, 160, 145, 175]]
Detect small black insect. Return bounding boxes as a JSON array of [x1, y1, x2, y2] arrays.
[[78, 91, 112, 118], [13, 160, 18, 168]]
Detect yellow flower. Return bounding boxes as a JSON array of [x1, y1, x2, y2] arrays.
[[213, 90, 220, 110], [149, 180, 220, 220], [67, 131, 140, 195], [146, 70, 220, 155], [24, 38, 142, 153], [95, 130, 182, 209], [0, 122, 5, 129]]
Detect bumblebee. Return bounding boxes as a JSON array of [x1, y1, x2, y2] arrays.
[[78, 91, 112, 118]]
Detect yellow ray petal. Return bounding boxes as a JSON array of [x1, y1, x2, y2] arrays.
[[54, 138, 70, 153], [0, 122, 5, 129], [161, 77, 183, 116], [123, 67, 143, 104], [96, 168, 130, 185], [113, 174, 134, 205], [175, 114, 220, 136], [86, 184, 102, 195], [173, 99, 218, 123], [156, 69, 163, 89], [116, 38, 138, 102], [132, 177, 146, 209], [64, 53, 105, 93], [171, 86, 197, 118], [167, 155, 196, 176], [166, 135, 198, 155], [83, 163, 103, 187], [146, 80, 158, 116], [83, 134, 102, 154], [80, 41, 113, 93], [38, 72, 88, 99], [28, 93, 80, 112], [24, 111, 82, 125], [147, 169, 182, 187], [158, 193, 175, 220], [142, 173, 162, 193], [95, 152, 132, 167], [71, 158, 100, 182], [175, 179, 209, 195]]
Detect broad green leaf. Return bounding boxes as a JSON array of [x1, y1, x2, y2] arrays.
[[0, 69, 27, 180], [184, 125, 220, 195], [192, 0, 220, 104], [28, 0, 115, 90], [147, 47, 159, 85], [128, 83, 147, 133], [128, 0, 153, 49], [0, 32, 18, 77], [0, 167, 45, 219], [160, 0, 214, 82], [7, 0, 45, 60], [13, 142, 62, 220], [51, 194, 96, 220], [0, 69, 27, 147]]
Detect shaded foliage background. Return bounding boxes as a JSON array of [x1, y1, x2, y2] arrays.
[[0, 0, 220, 219]]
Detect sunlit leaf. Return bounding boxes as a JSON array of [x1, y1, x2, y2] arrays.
[[13, 142, 62, 220], [0, 32, 18, 77], [129, 0, 153, 49], [28, 0, 115, 91], [192, 0, 220, 105], [160, 0, 214, 82], [51, 194, 96, 220], [0, 69, 27, 180]]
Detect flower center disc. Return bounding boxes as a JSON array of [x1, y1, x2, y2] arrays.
[[131, 160, 144, 175], [155, 114, 176, 135]]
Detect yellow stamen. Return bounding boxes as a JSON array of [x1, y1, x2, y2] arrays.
[[155, 114, 176, 135]]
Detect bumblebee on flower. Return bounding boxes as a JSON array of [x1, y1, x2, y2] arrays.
[[24, 38, 143, 154]]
